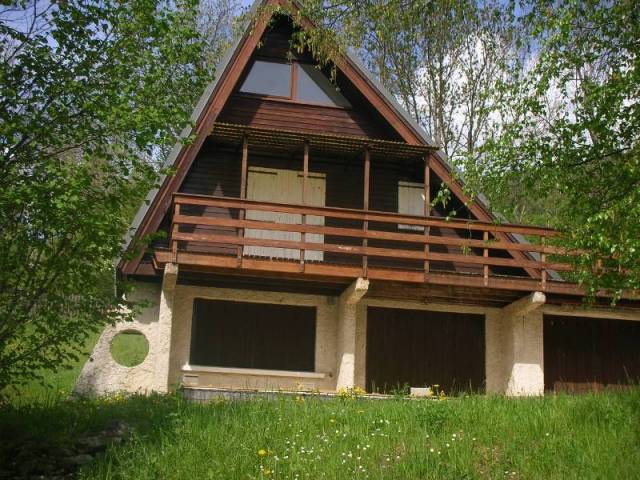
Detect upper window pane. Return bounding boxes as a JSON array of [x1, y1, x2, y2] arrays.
[[297, 64, 351, 107], [240, 60, 291, 97]]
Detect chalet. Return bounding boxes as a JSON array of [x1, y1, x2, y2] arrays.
[[75, 0, 640, 397]]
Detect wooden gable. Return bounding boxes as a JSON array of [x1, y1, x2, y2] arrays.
[[120, 0, 534, 278], [218, 16, 402, 140]]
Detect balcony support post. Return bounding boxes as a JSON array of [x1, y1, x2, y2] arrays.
[[362, 148, 370, 278], [424, 154, 431, 278], [336, 277, 369, 390], [300, 141, 309, 271], [237, 135, 248, 266]]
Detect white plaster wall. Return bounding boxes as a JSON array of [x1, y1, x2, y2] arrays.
[[354, 303, 367, 389], [74, 281, 164, 396], [169, 285, 338, 392], [485, 310, 511, 394], [505, 310, 544, 396]]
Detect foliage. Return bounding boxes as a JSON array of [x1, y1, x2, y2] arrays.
[[463, 0, 640, 298], [1, 390, 639, 478], [290, 0, 639, 298], [0, 0, 209, 391]]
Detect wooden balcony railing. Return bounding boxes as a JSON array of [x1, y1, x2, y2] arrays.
[[153, 193, 582, 294]]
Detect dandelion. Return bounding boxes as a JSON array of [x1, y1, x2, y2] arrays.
[[258, 449, 267, 457]]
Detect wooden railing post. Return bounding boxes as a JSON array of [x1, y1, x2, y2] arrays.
[[237, 135, 248, 267], [362, 148, 370, 278], [424, 154, 431, 279], [171, 202, 180, 263], [299, 140, 309, 272], [541, 236, 547, 291], [483, 230, 489, 286]]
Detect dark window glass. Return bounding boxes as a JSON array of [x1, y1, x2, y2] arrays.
[[190, 299, 316, 371], [297, 64, 351, 107], [239, 60, 291, 97]]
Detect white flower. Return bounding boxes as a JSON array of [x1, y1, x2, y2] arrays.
[[430, 448, 434, 453]]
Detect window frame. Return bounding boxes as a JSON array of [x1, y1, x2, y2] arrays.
[[237, 56, 352, 110]]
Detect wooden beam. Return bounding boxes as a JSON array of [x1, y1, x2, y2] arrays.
[[154, 249, 590, 295], [542, 305, 640, 321], [174, 193, 559, 237], [502, 291, 546, 317], [300, 140, 309, 271], [362, 148, 370, 278], [237, 135, 249, 265], [340, 277, 370, 305], [424, 155, 430, 277]]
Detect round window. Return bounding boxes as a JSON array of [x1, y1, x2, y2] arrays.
[[110, 330, 149, 367]]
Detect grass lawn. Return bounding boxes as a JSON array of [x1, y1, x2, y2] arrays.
[[2, 338, 640, 479], [2, 388, 640, 478]]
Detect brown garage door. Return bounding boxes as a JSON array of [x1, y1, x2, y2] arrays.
[[366, 307, 485, 394], [544, 315, 640, 393]]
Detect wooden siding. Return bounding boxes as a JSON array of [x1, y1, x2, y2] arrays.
[[544, 315, 640, 393], [218, 95, 396, 139], [173, 142, 528, 276], [190, 298, 316, 372], [218, 17, 401, 140], [366, 307, 485, 393]]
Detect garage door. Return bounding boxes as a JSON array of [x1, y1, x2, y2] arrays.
[[544, 315, 640, 392], [366, 307, 485, 394]]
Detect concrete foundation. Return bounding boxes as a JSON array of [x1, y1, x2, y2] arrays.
[[75, 281, 632, 397]]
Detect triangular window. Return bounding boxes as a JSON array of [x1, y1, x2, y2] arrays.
[[239, 59, 351, 108], [297, 64, 350, 107]]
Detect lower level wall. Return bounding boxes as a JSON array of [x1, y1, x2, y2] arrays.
[[74, 281, 164, 396], [75, 278, 635, 397], [169, 285, 339, 392]]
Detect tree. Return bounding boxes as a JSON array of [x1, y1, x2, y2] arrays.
[[294, 0, 521, 163], [464, 0, 640, 298], [0, 0, 209, 391], [295, 0, 638, 298]]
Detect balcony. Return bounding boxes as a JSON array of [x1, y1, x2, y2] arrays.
[[153, 193, 582, 295]]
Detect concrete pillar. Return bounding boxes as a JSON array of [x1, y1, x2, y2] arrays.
[[498, 292, 546, 396], [335, 278, 368, 390], [485, 310, 509, 394], [153, 263, 178, 392]]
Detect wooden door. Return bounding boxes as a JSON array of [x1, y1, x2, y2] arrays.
[[244, 167, 325, 260], [366, 307, 485, 394], [544, 315, 640, 392]]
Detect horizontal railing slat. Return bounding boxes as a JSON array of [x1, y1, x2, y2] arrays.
[[173, 193, 559, 237]]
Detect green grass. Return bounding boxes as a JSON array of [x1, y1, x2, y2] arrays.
[[1, 330, 100, 401], [110, 331, 149, 367], [3, 344, 640, 479], [2, 390, 639, 479]]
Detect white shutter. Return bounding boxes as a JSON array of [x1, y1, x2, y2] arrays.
[[244, 167, 325, 260], [398, 181, 425, 231]]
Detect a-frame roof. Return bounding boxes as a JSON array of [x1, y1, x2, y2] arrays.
[[119, 0, 527, 276]]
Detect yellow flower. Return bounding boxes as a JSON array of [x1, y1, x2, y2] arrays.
[[264, 468, 272, 476], [258, 449, 267, 457]]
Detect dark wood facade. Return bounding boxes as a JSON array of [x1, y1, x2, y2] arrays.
[[366, 307, 486, 393], [190, 298, 316, 371], [544, 315, 640, 392]]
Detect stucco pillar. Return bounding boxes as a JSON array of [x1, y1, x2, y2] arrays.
[[485, 310, 509, 394], [501, 292, 546, 396], [153, 262, 178, 392], [336, 278, 368, 390]]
